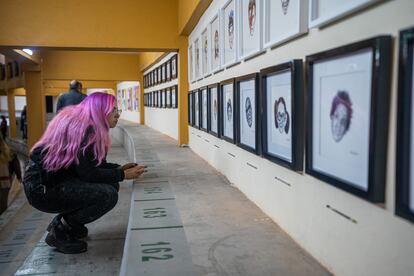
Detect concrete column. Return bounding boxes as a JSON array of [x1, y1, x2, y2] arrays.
[[6, 89, 16, 138], [24, 70, 45, 149], [178, 35, 189, 145]]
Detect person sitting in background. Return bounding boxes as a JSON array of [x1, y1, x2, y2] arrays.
[[56, 80, 87, 113], [0, 116, 8, 139], [0, 136, 21, 214], [23, 92, 146, 254]]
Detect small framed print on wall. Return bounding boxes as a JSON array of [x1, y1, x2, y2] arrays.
[[208, 83, 220, 137], [309, 0, 383, 28], [210, 12, 222, 73], [173, 85, 178, 108], [195, 38, 202, 80], [396, 27, 414, 223], [161, 64, 166, 83], [171, 54, 178, 79], [166, 87, 171, 108], [263, 0, 308, 49], [222, 0, 238, 67], [220, 78, 236, 143], [236, 73, 260, 154], [188, 91, 194, 126], [158, 66, 162, 84], [188, 45, 194, 82], [306, 36, 392, 203], [166, 60, 171, 81], [261, 60, 304, 171], [200, 86, 208, 132], [194, 89, 200, 128], [239, 0, 263, 60], [201, 27, 210, 77]]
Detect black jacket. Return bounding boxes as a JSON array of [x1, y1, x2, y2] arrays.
[[29, 144, 125, 187], [56, 89, 87, 112]]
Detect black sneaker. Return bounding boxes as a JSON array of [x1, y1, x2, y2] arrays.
[[48, 215, 88, 239], [45, 219, 87, 254]]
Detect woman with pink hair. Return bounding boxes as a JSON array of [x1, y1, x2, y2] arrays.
[[23, 92, 145, 254]]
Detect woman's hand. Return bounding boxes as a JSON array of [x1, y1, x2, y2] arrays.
[[121, 163, 138, 170], [124, 165, 147, 179]]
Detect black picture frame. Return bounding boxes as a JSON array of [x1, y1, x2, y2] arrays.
[[306, 35, 392, 203], [200, 86, 208, 132], [171, 54, 178, 79], [396, 27, 414, 223], [150, 92, 154, 107], [188, 91, 194, 126], [166, 60, 171, 82], [166, 87, 171, 108], [194, 89, 201, 129], [158, 67, 162, 84], [260, 60, 304, 171], [207, 83, 220, 137], [161, 63, 166, 83], [171, 85, 178, 108], [235, 73, 260, 155], [220, 78, 236, 144]]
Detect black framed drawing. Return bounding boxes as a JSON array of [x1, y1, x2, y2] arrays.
[[306, 36, 392, 203], [166, 59, 171, 82], [171, 85, 178, 108], [396, 27, 414, 223], [200, 86, 208, 132], [158, 66, 162, 84], [208, 83, 220, 137], [220, 78, 236, 143], [235, 73, 260, 154], [188, 91, 194, 126], [162, 89, 167, 108], [166, 87, 171, 108], [171, 54, 178, 79], [261, 60, 304, 171], [162, 64, 166, 83], [194, 89, 200, 129]]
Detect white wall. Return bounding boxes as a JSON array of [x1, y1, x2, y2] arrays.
[[144, 52, 179, 140], [188, 1, 414, 276], [117, 81, 140, 123]]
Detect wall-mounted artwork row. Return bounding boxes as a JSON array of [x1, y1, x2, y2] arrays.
[[144, 85, 178, 109], [144, 54, 178, 89]]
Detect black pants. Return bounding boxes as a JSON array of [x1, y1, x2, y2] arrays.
[[25, 178, 118, 226]]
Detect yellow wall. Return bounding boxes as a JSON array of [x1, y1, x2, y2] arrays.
[[178, 0, 212, 35], [138, 52, 165, 72], [42, 51, 140, 81], [0, 0, 179, 50]]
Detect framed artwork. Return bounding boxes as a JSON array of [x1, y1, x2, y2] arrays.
[[261, 60, 304, 171], [306, 36, 392, 202], [309, 0, 383, 28], [166, 59, 171, 81], [171, 85, 178, 108], [161, 63, 166, 83], [158, 66, 162, 84], [201, 27, 210, 77], [194, 89, 200, 128], [171, 54, 178, 79], [221, 0, 238, 67], [188, 44, 195, 82], [239, 0, 263, 60], [263, 0, 308, 49], [166, 87, 172, 108], [154, 91, 158, 107], [154, 69, 158, 85], [210, 13, 222, 73], [200, 87, 208, 131], [208, 83, 220, 137], [188, 92, 194, 126], [220, 78, 236, 143], [396, 27, 414, 223], [195, 37, 202, 80], [236, 73, 260, 154], [162, 89, 166, 108], [149, 72, 153, 87]]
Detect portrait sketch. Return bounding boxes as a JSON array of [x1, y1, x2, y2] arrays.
[[202, 28, 210, 76], [239, 79, 256, 149], [223, 0, 237, 66], [210, 14, 221, 72], [240, 0, 261, 59], [209, 86, 219, 134], [222, 83, 234, 140]]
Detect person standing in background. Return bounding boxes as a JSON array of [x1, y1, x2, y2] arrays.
[[0, 116, 8, 139], [20, 106, 27, 140], [56, 80, 86, 113]]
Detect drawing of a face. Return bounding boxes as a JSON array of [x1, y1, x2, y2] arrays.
[[214, 99, 217, 120], [195, 44, 200, 74], [274, 97, 290, 134], [281, 0, 289, 15], [227, 98, 232, 121], [214, 30, 219, 59], [330, 91, 352, 142], [245, 97, 252, 127], [248, 0, 256, 36], [228, 10, 234, 49], [204, 38, 208, 59]]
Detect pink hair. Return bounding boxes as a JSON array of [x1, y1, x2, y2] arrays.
[[32, 92, 115, 172]]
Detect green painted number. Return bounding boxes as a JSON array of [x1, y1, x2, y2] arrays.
[[141, 242, 174, 262]]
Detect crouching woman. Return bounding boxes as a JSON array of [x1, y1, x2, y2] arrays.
[[23, 92, 145, 254]]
